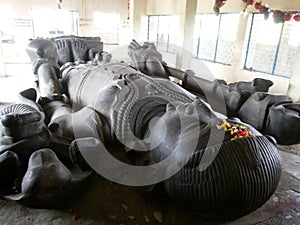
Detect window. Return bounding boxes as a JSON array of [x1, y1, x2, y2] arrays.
[[193, 13, 240, 65], [244, 13, 300, 78], [94, 12, 120, 51], [147, 15, 179, 54], [0, 4, 34, 63], [31, 8, 78, 38]]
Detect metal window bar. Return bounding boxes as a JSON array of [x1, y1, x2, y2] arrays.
[[156, 16, 159, 47], [214, 15, 222, 62], [272, 24, 284, 75], [147, 16, 150, 41], [167, 34, 170, 52], [244, 14, 255, 70], [196, 37, 200, 57]]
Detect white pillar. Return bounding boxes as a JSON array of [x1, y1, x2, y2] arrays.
[[287, 43, 300, 101], [232, 14, 249, 75], [0, 31, 6, 76], [175, 0, 198, 71], [132, 0, 148, 42]]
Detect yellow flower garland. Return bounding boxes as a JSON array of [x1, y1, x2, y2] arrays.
[[217, 120, 254, 141]]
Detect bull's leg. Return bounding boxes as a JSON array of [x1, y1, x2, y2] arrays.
[[128, 40, 169, 78], [71, 39, 87, 62], [27, 38, 61, 99], [56, 39, 73, 66]]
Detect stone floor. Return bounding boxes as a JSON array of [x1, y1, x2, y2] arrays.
[[0, 149, 299, 225], [0, 67, 35, 104]]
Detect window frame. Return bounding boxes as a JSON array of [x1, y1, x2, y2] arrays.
[[147, 14, 179, 54], [93, 12, 120, 50], [193, 13, 240, 66], [31, 8, 78, 38], [243, 13, 299, 78]]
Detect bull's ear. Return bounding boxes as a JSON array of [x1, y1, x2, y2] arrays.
[[18, 88, 37, 102]]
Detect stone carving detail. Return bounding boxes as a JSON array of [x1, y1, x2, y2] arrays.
[[0, 36, 298, 219]]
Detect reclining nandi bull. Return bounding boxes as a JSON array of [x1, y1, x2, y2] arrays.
[[0, 36, 299, 219]]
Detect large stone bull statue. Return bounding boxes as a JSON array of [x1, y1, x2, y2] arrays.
[[0, 36, 298, 219]]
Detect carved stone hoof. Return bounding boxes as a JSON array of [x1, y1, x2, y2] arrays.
[[19, 149, 72, 207], [252, 78, 273, 92], [267, 102, 300, 145], [238, 92, 290, 131], [56, 39, 72, 66], [3, 148, 92, 208], [0, 151, 19, 192], [69, 139, 91, 171]]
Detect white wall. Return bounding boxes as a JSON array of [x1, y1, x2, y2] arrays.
[[147, 0, 181, 15], [190, 58, 290, 94], [132, 0, 148, 42], [3, 0, 131, 43]]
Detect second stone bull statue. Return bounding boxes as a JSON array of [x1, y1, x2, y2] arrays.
[[0, 36, 297, 219]]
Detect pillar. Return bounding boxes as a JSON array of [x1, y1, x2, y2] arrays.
[[175, 0, 198, 71], [231, 13, 250, 80], [287, 43, 300, 101], [132, 0, 148, 42], [0, 31, 6, 76]]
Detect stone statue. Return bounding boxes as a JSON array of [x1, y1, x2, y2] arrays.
[[0, 36, 297, 219]]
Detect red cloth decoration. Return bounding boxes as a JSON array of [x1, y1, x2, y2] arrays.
[[294, 14, 300, 22], [215, 0, 300, 23], [214, 0, 227, 15]]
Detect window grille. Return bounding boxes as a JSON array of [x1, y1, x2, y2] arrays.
[[97, 32, 119, 45], [31, 9, 78, 38], [193, 13, 239, 65], [244, 13, 300, 78], [94, 12, 120, 50], [147, 15, 179, 54]]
